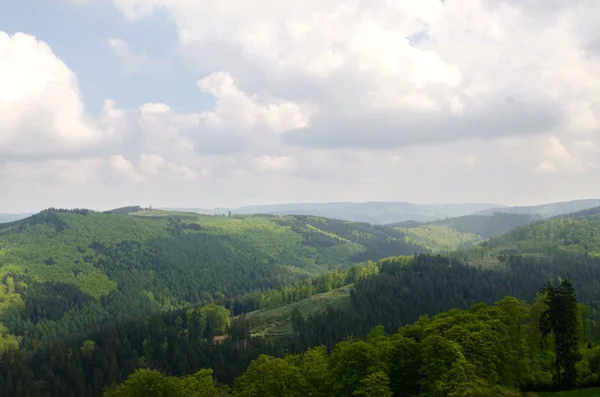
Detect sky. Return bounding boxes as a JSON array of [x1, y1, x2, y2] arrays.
[[1, 0, 600, 213]]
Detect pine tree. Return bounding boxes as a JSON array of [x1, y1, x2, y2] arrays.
[[540, 279, 579, 388]]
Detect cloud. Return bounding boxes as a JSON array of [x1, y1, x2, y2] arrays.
[[0, 32, 104, 157], [108, 155, 144, 183], [107, 38, 167, 74], [107, 0, 599, 152], [4, 1, 600, 212], [252, 155, 298, 172]]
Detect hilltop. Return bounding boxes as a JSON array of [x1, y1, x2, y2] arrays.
[[0, 208, 425, 344]]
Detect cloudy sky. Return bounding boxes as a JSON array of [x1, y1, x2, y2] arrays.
[[1, 0, 600, 213]]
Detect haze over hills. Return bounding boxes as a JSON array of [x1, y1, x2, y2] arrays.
[[161, 198, 600, 226], [484, 205, 600, 256], [162, 201, 506, 224], [474, 198, 600, 217], [0, 213, 33, 224]]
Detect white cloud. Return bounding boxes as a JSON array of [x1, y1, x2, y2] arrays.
[[4, 1, 600, 212], [0, 32, 103, 156], [108, 155, 144, 183], [107, 38, 166, 74], [252, 156, 298, 172], [196, 72, 313, 134], [535, 161, 557, 174], [461, 155, 477, 165]]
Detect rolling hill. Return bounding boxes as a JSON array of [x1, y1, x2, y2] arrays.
[[0, 208, 426, 345], [475, 198, 600, 217], [163, 201, 504, 224], [389, 212, 540, 251], [484, 206, 600, 255]]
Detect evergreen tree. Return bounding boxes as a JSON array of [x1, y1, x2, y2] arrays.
[[540, 279, 580, 388]]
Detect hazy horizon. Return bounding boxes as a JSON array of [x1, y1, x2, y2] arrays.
[[6, 197, 600, 217]]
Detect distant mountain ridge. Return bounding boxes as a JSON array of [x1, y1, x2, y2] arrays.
[[0, 213, 33, 224], [474, 198, 600, 217], [162, 201, 505, 225]]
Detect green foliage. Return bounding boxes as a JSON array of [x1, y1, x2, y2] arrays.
[[103, 368, 227, 397], [103, 289, 595, 397]]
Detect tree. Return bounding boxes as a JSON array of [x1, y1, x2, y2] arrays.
[[353, 372, 392, 397], [234, 355, 307, 397], [540, 279, 580, 388]]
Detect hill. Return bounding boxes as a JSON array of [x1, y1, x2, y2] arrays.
[[163, 201, 504, 224], [475, 199, 600, 217], [389, 212, 540, 251], [0, 208, 425, 344], [484, 206, 600, 255]]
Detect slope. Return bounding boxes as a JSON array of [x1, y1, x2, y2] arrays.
[[484, 206, 600, 255], [244, 285, 353, 338], [0, 208, 425, 343]]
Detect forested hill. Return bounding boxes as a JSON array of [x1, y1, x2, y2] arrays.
[[484, 206, 600, 255], [0, 208, 425, 345], [389, 212, 540, 252]]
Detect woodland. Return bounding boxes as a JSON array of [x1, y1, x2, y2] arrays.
[[2, 206, 600, 395]]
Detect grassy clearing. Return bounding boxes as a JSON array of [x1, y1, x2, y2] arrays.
[[244, 285, 353, 337]]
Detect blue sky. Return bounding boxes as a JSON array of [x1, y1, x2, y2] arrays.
[[1, 0, 600, 212], [0, 0, 212, 114]]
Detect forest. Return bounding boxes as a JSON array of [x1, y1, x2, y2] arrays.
[[3, 207, 600, 395], [0, 209, 423, 344], [3, 253, 600, 395], [103, 280, 597, 397]]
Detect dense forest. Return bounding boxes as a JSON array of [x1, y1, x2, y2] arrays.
[[0, 209, 424, 346], [103, 279, 598, 396], [4, 253, 600, 396]]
